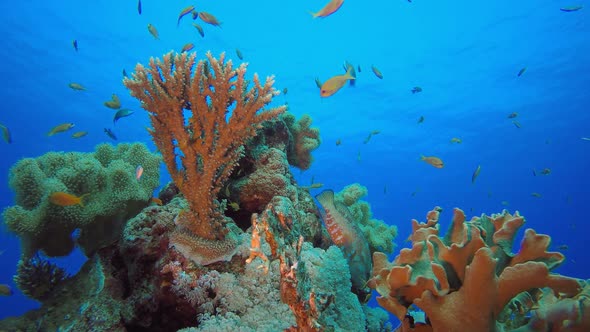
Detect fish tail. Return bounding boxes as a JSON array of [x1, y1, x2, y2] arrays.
[[309, 11, 318, 18], [78, 193, 91, 207]]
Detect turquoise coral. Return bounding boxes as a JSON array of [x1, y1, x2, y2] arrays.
[[2, 143, 160, 258]]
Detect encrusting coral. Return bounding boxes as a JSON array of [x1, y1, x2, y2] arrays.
[[124, 51, 286, 266], [2, 142, 160, 258], [369, 207, 588, 332]]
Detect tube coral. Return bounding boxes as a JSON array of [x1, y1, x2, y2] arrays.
[[124, 51, 285, 264]]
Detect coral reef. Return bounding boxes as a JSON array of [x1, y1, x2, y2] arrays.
[[3, 46, 586, 332], [369, 207, 588, 331], [2, 142, 160, 258], [124, 51, 285, 266]]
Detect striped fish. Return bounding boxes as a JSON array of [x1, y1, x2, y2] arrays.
[[316, 190, 372, 294]]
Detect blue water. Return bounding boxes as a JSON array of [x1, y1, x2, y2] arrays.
[[0, 0, 588, 322]]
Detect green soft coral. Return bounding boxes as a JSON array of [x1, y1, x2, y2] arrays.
[[2, 143, 160, 258], [335, 183, 397, 254]]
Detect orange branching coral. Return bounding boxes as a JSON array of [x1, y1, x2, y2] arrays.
[[370, 207, 584, 332], [124, 51, 286, 245]]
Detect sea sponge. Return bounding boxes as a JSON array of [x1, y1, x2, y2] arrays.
[[2, 143, 160, 258]]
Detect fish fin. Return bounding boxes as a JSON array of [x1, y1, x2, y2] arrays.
[[315, 189, 335, 207], [78, 193, 91, 207], [308, 11, 318, 18], [334, 202, 356, 224]]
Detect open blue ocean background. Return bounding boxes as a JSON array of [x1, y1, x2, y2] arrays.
[[0, 0, 588, 322]]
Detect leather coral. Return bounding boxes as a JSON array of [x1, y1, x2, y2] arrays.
[[369, 207, 585, 332]]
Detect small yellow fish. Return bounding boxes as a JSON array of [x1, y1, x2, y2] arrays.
[[517, 67, 527, 77], [363, 134, 372, 144], [199, 11, 222, 27], [177, 5, 195, 26], [540, 168, 551, 175], [512, 120, 521, 128], [181, 43, 194, 53], [335, 138, 341, 146], [151, 197, 163, 206], [68, 82, 86, 91], [420, 155, 444, 168], [417, 116, 425, 123], [48, 123, 75, 136], [371, 65, 383, 79], [49, 192, 89, 207], [301, 183, 324, 191], [556, 244, 569, 250], [370, 130, 380, 135], [193, 23, 205, 37], [472, 165, 481, 183], [450, 137, 462, 144], [71, 131, 88, 139], [236, 49, 243, 60], [228, 202, 240, 211], [320, 66, 355, 97], [310, 0, 344, 18], [508, 112, 518, 119], [531, 192, 542, 198], [104, 94, 121, 109], [147, 23, 159, 39], [282, 88, 288, 95]]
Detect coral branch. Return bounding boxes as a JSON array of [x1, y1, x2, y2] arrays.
[[124, 51, 285, 243]]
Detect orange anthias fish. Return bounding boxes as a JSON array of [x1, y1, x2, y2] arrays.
[[199, 11, 222, 27], [136, 165, 144, 180], [310, 0, 344, 18], [316, 189, 371, 293], [49, 192, 90, 207], [320, 65, 356, 97], [177, 5, 195, 26], [421, 155, 444, 168]]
